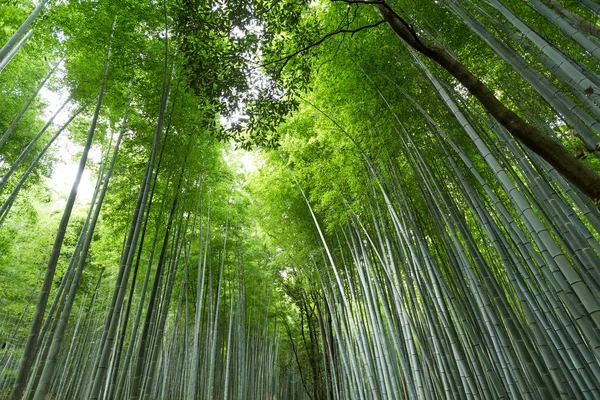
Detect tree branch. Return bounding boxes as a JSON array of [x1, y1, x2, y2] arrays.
[[375, 2, 600, 202], [261, 20, 386, 74], [333, 0, 425, 48]]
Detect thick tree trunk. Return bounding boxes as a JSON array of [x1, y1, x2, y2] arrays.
[[377, 3, 600, 203]]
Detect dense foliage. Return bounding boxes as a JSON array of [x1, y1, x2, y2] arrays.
[[2, 0, 600, 399]]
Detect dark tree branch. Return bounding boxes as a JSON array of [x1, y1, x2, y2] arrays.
[[283, 320, 315, 400], [374, 2, 600, 202], [332, 0, 426, 51], [326, 0, 600, 202], [260, 20, 386, 74]]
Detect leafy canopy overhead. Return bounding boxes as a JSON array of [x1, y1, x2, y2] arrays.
[[175, 0, 363, 148]]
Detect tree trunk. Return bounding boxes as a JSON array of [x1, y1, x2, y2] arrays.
[[7, 36, 108, 400], [0, 0, 49, 65], [0, 60, 61, 149], [0, 30, 33, 73], [0, 99, 91, 223], [377, 3, 600, 203], [32, 110, 126, 400], [0, 97, 70, 193]]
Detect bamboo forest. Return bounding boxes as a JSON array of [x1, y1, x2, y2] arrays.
[[4, 0, 600, 399]]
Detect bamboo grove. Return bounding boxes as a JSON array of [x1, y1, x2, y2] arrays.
[[1, 0, 600, 399]]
